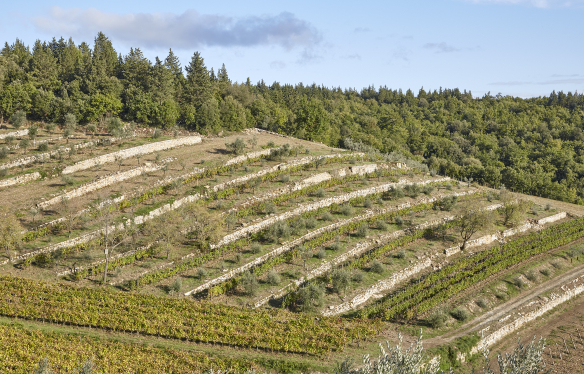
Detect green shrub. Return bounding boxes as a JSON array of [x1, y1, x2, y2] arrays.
[[356, 223, 368, 238], [395, 250, 406, 259], [340, 204, 353, 216], [250, 242, 262, 254], [266, 270, 281, 286], [171, 278, 182, 292], [331, 269, 351, 294], [38, 143, 49, 152], [363, 198, 372, 208], [512, 276, 524, 289], [540, 268, 551, 276], [315, 188, 326, 198], [196, 268, 207, 279], [428, 310, 447, 328], [316, 249, 326, 259], [321, 211, 334, 221], [525, 270, 537, 282], [376, 220, 389, 231], [370, 260, 384, 274], [241, 271, 258, 296], [305, 217, 317, 229], [476, 299, 488, 308], [450, 307, 468, 321], [352, 272, 364, 283]]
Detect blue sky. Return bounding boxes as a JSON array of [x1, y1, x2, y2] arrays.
[[1, 0, 583, 98]]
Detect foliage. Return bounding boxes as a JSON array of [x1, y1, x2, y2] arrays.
[[0, 322, 255, 373], [335, 331, 441, 374], [481, 337, 549, 374], [0, 276, 378, 355]]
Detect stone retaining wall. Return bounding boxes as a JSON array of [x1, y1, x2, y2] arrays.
[[37, 159, 172, 209], [0, 138, 112, 170], [0, 172, 41, 189], [211, 177, 450, 249], [224, 148, 274, 166], [197, 189, 478, 302], [61, 136, 202, 174], [469, 276, 584, 355], [0, 129, 28, 139], [321, 209, 566, 316]]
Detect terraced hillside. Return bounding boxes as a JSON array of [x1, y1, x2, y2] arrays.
[[2, 125, 584, 373]]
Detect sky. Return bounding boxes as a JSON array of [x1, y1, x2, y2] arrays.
[[1, 0, 583, 98]]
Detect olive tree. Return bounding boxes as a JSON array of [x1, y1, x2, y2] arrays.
[[0, 206, 23, 263], [456, 203, 495, 250]]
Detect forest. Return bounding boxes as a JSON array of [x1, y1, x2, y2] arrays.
[[2, 32, 584, 205]]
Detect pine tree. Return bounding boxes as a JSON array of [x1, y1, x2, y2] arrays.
[[184, 51, 211, 108], [92, 32, 118, 77]]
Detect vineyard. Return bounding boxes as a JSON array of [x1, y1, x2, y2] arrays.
[[2, 127, 584, 372]]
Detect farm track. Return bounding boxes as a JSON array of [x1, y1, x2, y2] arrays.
[[423, 237, 584, 348]]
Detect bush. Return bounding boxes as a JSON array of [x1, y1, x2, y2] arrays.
[[241, 271, 258, 296], [9, 110, 26, 129], [196, 268, 207, 279], [0, 146, 8, 159], [321, 211, 334, 221], [476, 299, 488, 308], [296, 283, 325, 312], [422, 185, 434, 195], [61, 175, 75, 186], [525, 270, 537, 282], [539, 268, 551, 276], [376, 220, 389, 231], [550, 260, 564, 269], [450, 307, 468, 321], [150, 128, 162, 139], [315, 188, 326, 198], [250, 242, 262, 254], [38, 143, 49, 152], [328, 238, 342, 251], [363, 198, 372, 208], [395, 216, 404, 225], [340, 204, 353, 216], [356, 223, 368, 238], [235, 253, 242, 263], [512, 276, 525, 289], [316, 249, 326, 259], [266, 269, 281, 285], [171, 278, 182, 293], [428, 310, 447, 328], [305, 217, 318, 229], [331, 269, 351, 294], [352, 272, 364, 283], [280, 174, 290, 183], [0, 168, 7, 177], [396, 250, 406, 259], [269, 221, 290, 242], [264, 202, 276, 214], [370, 260, 384, 274]]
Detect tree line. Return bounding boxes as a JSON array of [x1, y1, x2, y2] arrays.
[[2, 33, 584, 204]]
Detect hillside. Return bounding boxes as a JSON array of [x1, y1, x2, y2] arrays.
[[1, 123, 584, 372]]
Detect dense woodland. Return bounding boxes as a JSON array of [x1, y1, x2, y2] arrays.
[[2, 33, 584, 204]]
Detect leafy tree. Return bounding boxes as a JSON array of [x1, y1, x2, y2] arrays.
[[225, 137, 246, 155], [456, 203, 495, 250], [296, 283, 325, 312], [9, 110, 26, 129], [0, 206, 23, 263], [184, 51, 211, 108]]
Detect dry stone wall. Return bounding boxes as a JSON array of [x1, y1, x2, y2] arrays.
[[0, 129, 28, 139], [0, 172, 41, 189], [61, 136, 202, 174], [0, 138, 113, 170], [469, 275, 584, 355], [212, 176, 450, 249], [37, 159, 173, 209], [201, 189, 477, 302], [224, 148, 274, 166], [321, 209, 566, 316]]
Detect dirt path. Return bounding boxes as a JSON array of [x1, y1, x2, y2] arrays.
[[424, 262, 584, 347]]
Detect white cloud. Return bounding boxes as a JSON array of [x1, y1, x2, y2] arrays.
[[424, 42, 460, 53], [31, 7, 321, 50], [461, 0, 584, 8]]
